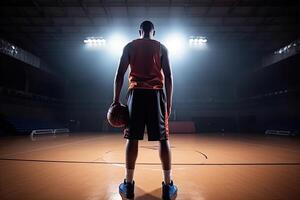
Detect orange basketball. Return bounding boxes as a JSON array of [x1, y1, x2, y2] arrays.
[[107, 103, 129, 127]]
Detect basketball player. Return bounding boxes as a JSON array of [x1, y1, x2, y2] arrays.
[[112, 21, 177, 200]]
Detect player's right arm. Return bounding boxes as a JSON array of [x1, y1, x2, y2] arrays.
[[161, 44, 173, 118], [113, 43, 130, 104]]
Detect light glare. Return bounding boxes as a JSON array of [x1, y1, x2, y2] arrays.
[[83, 33, 208, 57], [107, 34, 129, 56], [163, 33, 186, 58]]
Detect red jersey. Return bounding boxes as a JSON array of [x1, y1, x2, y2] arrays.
[[127, 39, 164, 90]]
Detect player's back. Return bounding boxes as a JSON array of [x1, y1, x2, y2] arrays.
[[128, 38, 163, 90]]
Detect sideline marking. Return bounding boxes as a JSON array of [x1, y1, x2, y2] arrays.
[[1, 158, 300, 166]]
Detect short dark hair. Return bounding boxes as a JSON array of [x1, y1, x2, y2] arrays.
[[140, 21, 154, 33]]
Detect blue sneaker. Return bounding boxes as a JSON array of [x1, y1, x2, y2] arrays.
[[162, 181, 178, 200], [119, 179, 135, 199]]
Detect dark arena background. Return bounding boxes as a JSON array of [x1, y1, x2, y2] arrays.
[[0, 1, 300, 200]]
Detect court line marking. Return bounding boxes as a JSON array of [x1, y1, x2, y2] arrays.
[[100, 149, 208, 162], [0, 135, 105, 157], [195, 151, 208, 159], [1, 158, 300, 166]]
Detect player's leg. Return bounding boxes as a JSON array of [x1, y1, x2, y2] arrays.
[[160, 140, 177, 200], [119, 139, 138, 199], [159, 139, 171, 183], [119, 89, 146, 199], [124, 89, 145, 180], [125, 139, 139, 182], [146, 89, 177, 199]]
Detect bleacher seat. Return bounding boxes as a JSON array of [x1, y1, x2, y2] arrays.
[[6, 117, 66, 134]]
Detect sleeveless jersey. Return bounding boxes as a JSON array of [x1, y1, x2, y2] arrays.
[[128, 39, 164, 90]]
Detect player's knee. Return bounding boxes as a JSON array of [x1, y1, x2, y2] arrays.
[[127, 139, 139, 146], [159, 140, 169, 149], [130, 139, 139, 143]]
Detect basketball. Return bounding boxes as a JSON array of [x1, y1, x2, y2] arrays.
[[107, 103, 129, 127]]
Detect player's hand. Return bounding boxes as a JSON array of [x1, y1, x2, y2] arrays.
[[111, 100, 120, 107]]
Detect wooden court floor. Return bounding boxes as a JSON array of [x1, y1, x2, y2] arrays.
[[1, 133, 300, 200]]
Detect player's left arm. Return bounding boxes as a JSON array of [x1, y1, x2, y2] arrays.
[[113, 43, 130, 104], [161, 44, 173, 117]]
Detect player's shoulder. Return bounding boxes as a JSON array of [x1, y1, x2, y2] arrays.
[[131, 38, 161, 44], [160, 43, 168, 51], [151, 39, 161, 44], [125, 39, 143, 50], [123, 41, 133, 52], [129, 39, 166, 53], [125, 41, 133, 48], [160, 43, 168, 55]]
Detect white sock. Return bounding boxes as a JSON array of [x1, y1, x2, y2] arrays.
[[125, 169, 134, 183], [163, 170, 172, 184]]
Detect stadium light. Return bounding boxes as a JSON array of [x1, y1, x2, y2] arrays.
[[84, 37, 106, 48], [189, 36, 207, 48], [83, 33, 208, 57], [107, 34, 129, 56]]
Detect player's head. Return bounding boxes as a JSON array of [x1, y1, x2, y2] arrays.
[[139, 20, 155, 38]]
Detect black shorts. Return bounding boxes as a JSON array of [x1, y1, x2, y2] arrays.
[[123, 89, 169, 141]]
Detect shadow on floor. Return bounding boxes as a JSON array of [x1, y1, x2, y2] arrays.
[[120, 187, 163, 200], [135, 188, 161, 200]]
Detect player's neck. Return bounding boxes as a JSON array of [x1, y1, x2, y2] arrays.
[[141, 34, 153, 39]]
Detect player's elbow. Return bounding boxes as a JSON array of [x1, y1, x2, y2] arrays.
[[164, 73, 173, 82], [164, 74, 173, 86], [115, 73, 124, 83]]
